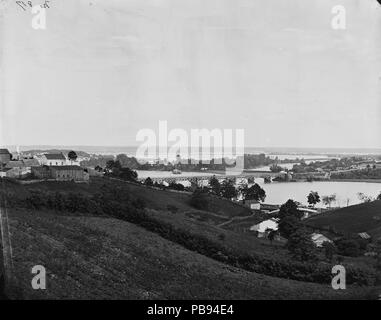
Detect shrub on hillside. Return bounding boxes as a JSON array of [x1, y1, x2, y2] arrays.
[[168, 182, 185, 191], [25, 190, 45, 209], [167, 205, 179, 214], [335, 238, 362, 257], [4, 185, 377, 286], [286, 227, 318, 262], [190, 188, 210, 210]]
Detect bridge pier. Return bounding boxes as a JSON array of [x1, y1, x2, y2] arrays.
[[138, 171, 287, 185]]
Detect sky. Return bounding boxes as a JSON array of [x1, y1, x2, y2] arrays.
[[0, 0, 380, 149]]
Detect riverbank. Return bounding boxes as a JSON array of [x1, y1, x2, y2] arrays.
[[255, 180, 381, 207], [271, 178, 381, 184], [329, 179, 381, 183]]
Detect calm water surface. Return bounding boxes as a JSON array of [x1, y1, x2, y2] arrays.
[[255, 179, 381, 207], [137, 170, 381, 207]]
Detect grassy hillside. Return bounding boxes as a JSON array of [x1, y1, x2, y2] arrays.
[[6, 209, 378, 300], [1, 177, 380, 299], [306, 200, 381, 238], [13, 177, 252, 221], [1, 178, 292, 260]]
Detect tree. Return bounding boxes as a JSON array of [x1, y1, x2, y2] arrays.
[[375, 239, 381, 270], [278, 215, 301, 239], [247, 177, 255, 184], [241, 183, 266, 202], [208, 176, 221, 195], [119, 167, 138, 182], [190, 188, 209, 210], [357, 192, 374, 203], [68, 150, 78, 165], [67, 151, 78, 177], [278, 199, 303, 220], [144, 177, 154, 186], [267, 229, 278, 245], [307, 191, 320, 207], [330, 194, 337, 206], [106, 160, 122, 171], [286, 227, 318, 261], [115, 153, 140, 169], [278, 199, 303, 239], [322, 242, 337, 262], [169, 182, 185, 191], [322, 194, 336, 208], [269, 164, 283, 173], [220, 179, 238, 200], [335, 238, 361, 257], [116, 153, 129, 166]]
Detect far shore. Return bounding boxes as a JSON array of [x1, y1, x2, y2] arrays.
[[274, 178, 381, 184], [328, 178, 381, 184]]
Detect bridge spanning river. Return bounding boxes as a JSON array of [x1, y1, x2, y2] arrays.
[[137, 170, 288, 184]]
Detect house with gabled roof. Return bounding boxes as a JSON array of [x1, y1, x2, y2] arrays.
[[23, 158, 40, 167], [0, 167, 11, 178], [4, 160, 24, 168], [31, 165, 89, 182], [0, 148, 11, 164], [311, 233, 332, 247], [41, 153, 67, 166], [250, 218, 279, 238], [358, 232, 371, 240], [3, 158, 41, 178]]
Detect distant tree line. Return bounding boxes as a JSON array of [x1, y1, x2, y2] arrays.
[[331, 168, 381, 180], [292, 157, 362, 174], [189, 176, 266, 210], [81, 153, 302, 172]]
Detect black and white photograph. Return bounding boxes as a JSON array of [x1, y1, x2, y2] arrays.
[[1, 0, 381, 306]]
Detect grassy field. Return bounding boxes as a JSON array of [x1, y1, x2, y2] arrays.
[[4, 178, 288, 259], [306, 200, 381, 238], [5, 209, 378, 300], [1, 178, 380, 299], [18, 178, 252, 221]]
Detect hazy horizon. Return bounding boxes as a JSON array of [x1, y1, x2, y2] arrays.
[[5, 144, 381, 156], [1, 0, 381, 148]]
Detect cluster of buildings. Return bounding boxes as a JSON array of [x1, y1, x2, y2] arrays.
[[0, 148, 89, 182], [242, 199, 331, 247], [241, 199, 319, 219], [249, 218, 333, 247]]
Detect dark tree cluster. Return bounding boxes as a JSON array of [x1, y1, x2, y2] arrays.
[[105, 160, 138, 182]]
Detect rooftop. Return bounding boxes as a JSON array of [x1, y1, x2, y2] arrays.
[[358, 232, 371, 240], [250, 219, 278, 233], [23, 159, 40, 167], [5, 161, 24, 168], [311, 233, 331, 241], [50, 166, 84, 171], [44, 153, 66, 160], [0, 148, 11, 155], [5, 159, 41, 168]]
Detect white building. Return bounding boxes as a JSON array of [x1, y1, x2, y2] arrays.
[[311, 233, 332, 247], [243, 199, 261, 210], [250, 219, 278, 238], [0, 168, 10, 178], [298, 207, 319, 220], [40, 153, 67, 166]]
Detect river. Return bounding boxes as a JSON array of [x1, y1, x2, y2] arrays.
[[254, 179, 381, 207], [136, 170, 381, 208]]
